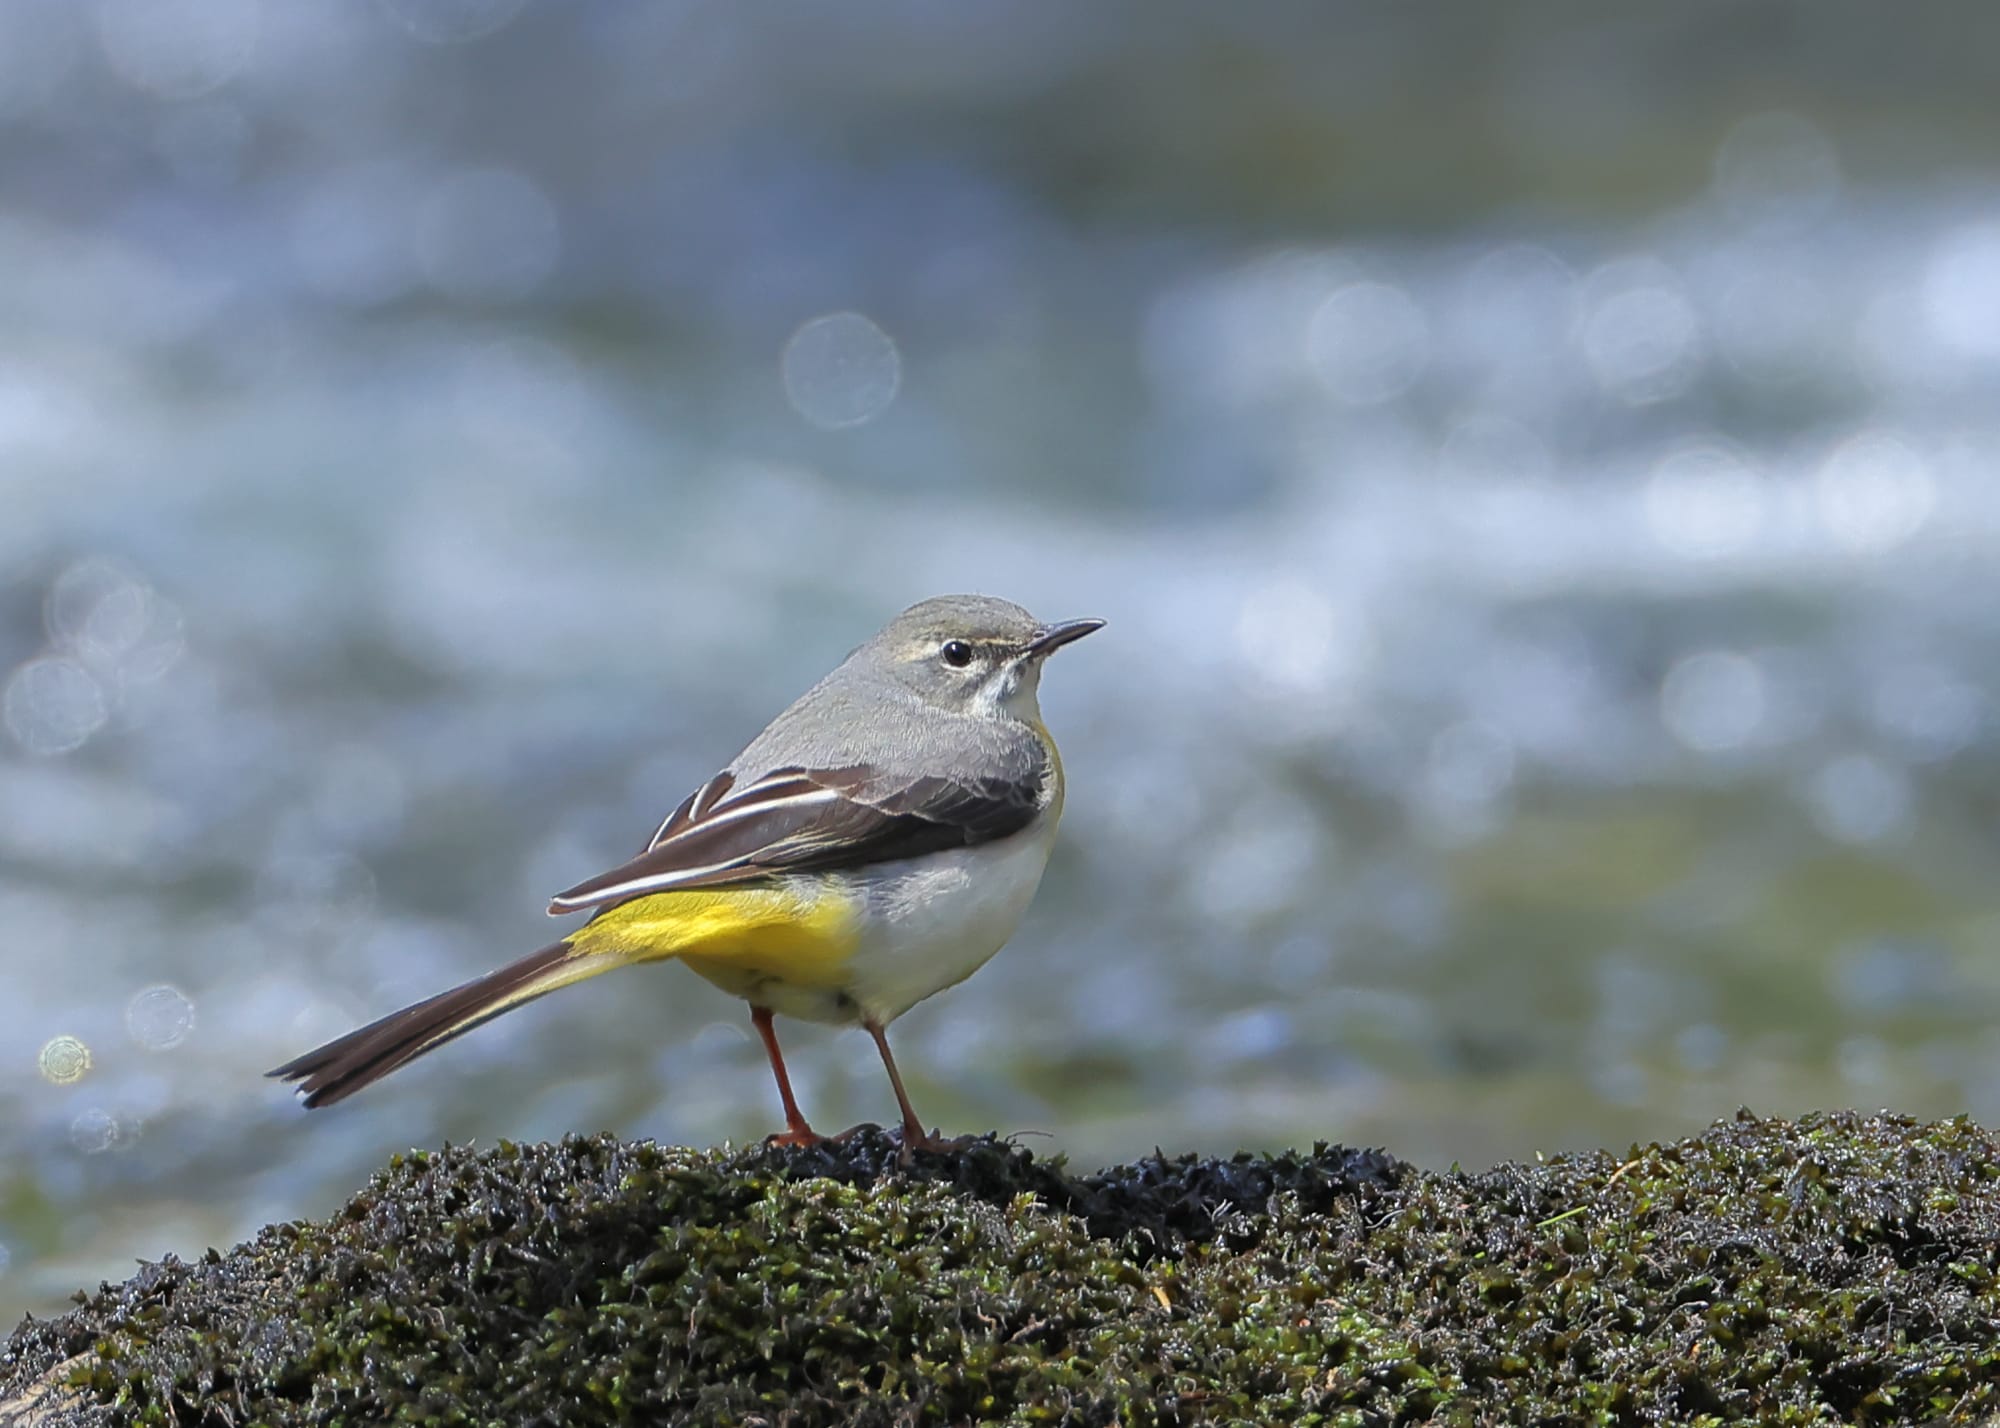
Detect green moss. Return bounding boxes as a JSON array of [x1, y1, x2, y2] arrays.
[[6, 1113, 2000, 1424]]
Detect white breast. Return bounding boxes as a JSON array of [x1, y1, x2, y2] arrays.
[[823, 813, 1060, 1026]]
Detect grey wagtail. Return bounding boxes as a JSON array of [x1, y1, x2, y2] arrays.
[[269, 594, 1102, 1147]]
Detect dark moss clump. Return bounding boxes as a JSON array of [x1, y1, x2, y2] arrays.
[[6, 1112, 2000, 1425]]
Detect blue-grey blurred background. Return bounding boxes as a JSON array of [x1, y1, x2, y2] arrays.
[[5, 0, 2000, 1321]]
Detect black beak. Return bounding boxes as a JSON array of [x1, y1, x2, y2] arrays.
[[1023, 617, 1105, 658]]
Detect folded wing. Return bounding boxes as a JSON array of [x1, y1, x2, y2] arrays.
[[547, 760, 1045, 914]]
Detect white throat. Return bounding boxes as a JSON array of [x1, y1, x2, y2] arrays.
[[975, 658, 1045, 722]]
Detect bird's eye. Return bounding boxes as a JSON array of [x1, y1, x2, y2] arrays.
[[941, 640, 973, 668]]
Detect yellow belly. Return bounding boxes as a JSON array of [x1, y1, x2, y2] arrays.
[[570, 879, 863, 991], [564, 788, 1059, 1026]]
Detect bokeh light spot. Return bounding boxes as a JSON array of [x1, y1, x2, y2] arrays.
[[4, 657, 109, 756], [1142, 248, 1356, 410], [1807, 754, 1914, 846], [49, 558, 149, 657], [38, 1034, 92, 1085], [1451, 244, 1579, 381], [1644, 441, 1764, 559], [1306, 280, 1430, 405], [1581, 264, 1702, 404], [1923, 221, 2000, 360], [1661, 650, 1765, 753], [1711, 111, 1842, 233], [293, 162, 428, 307], [1816, 430, 1934, 552], [1234, 579, 1371, 704], [92, 0, 258, 99], [69, 1108, 119, 1154], [1712, 266, 1830, 386], [1675, 1022, 1728, 1073], [47, 558, 181, 680], [1837, 1034, 1892, 1090], [1872, 667, 1981, 763], [781, 312, 902, 430], [126, 984, 196, 1051]]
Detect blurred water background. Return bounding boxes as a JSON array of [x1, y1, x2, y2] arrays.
[[5, 0, 2000, 1321]]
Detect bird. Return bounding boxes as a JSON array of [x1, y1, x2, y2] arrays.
[[268, 594, 1102, 1148]]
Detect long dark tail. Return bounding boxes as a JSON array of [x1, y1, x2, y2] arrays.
[[267, 939, 613, 1108]]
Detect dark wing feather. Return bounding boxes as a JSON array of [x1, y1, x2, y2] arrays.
[[547, 760, 1045, 914]]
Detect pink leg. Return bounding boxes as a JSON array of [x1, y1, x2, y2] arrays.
[[753, 1007, 822, 1146], [866, 1020, 938, 1148]]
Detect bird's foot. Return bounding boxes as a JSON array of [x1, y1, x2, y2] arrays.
[[763, 1123, 827, 1149], [822, 1121, 966, 1162], [896, 1125, 978, 1159], [800, 1122, 978, 1164]]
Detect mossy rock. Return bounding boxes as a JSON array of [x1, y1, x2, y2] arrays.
[[5, 1111, 2000, 1425]]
